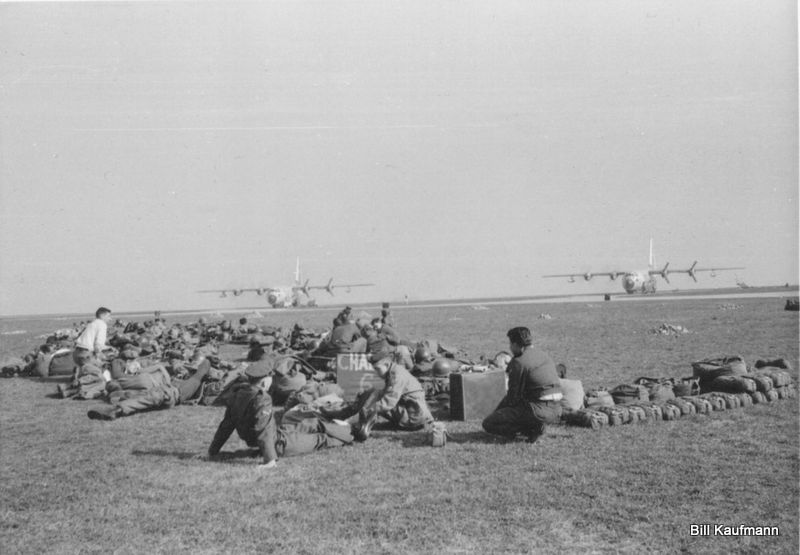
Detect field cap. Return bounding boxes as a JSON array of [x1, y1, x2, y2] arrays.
[[371, 351, 393, 366], [245, 359, 274, 379]]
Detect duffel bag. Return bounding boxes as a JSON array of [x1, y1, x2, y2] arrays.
[[692, 355, 747, 389], [683, 396, 713, 415], [764, 389, 780, 402], [667, 397, 696, 416], [626, 404, 646, 424], [595, 405, 630, 426], [673, 377, 700, 397], [610, 384, 649, 405], [585, 389, 615, 408], [735, 392, 753, 408], [634, 377, 677, 403], [562, 408, 609, 430], [750, 374, 774, 393], [754, 369, 792, 388], [628, 402, 662, 423], [698, 393, 726, 411], [754, 358, 793, 371], [708, 375, 757, 394], [660, 403, 682, 420], [748, 391, 766, 404], [709, 392, 740, 409]]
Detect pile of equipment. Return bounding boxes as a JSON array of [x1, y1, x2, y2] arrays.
[[562, 355, 796, 430]]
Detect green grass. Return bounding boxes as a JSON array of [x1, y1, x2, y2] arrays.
[[1, 297, 798, 554]]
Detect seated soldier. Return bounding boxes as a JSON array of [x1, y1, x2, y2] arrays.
[[269, 356, 306, 406], [246, 335, 274, 362], [315, 314, 366, 356], [352, 354, 434, 441], [108, 345, 142, 379], [207, 361, 353, 469]]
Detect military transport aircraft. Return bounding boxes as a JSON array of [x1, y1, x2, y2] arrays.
[[543, 240, 744, 294], [198, 259, 375, 308]]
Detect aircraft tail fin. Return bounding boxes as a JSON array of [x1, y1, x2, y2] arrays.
[[648, 238, 654, 269], [294, 257, 300, 284]]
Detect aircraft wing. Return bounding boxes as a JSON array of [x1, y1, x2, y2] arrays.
[[668, 262, 745, 282], [197, 287, 278, 297], [301, 279, 375, 296], [306, 282, 375, 289], [543, 271, 629, 281]]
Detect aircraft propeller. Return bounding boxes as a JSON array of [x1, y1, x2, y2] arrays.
[[687, 261, 698, 282], [658, 263, 670, 284]]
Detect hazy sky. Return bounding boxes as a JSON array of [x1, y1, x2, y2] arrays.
[[1, 1, 797, 316]]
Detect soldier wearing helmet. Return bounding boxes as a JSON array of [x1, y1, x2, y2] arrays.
[[352, 354, 434, 441], [482, 326, 563, 443]]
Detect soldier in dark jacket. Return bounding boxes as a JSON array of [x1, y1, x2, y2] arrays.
[[208, 359, 354, 468], [482, 326, 563, 443], [208, 359, 279, 468]]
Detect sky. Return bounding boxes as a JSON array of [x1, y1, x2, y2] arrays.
[[0, 0, 797, 316]]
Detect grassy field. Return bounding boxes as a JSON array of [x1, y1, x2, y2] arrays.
[[1, 296, 798, 554]]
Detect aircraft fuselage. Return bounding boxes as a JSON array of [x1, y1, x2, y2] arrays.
[[622, 271, 657, 294]]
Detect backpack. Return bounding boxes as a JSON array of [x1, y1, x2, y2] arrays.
[[692, 355, 748, 392], [698, 393, 726, 411], [748, 391, 766, 404], [660, 403, 682, 420], [682, 396, 713, 415], [610, 384, 649, 405], [667, 397, 696, 416], [562, 408, 609, 430], [584, 389, 615, 408], [709, 375, 757, 394], [628, 402, 663, 423], [595, 405, 630, 426], [626, 404, 646, 424]]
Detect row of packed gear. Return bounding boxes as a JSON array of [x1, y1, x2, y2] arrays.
[[564, 387, 797, 429], [562, 355, 796, 429]]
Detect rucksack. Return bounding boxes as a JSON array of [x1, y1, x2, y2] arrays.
[[709, 375, 757, 394], [584, 389, 615, 408], [692, 355, 748, 391], [610, 384, 649, 405]]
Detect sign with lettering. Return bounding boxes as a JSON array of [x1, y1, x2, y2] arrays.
[[335, 353, 385, 401]]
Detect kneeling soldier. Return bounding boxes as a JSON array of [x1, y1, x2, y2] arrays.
[[482, 326, 563, 443], [353, 354, 434, 441]]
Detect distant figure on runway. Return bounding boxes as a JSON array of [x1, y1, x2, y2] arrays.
[[482, 326, 563, 443]]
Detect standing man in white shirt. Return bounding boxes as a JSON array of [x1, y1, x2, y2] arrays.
[[72, 307, 113, 368]]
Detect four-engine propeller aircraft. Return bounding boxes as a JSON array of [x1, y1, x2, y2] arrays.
[[543, 240, 744, 294], [198, 258, 375, 308]]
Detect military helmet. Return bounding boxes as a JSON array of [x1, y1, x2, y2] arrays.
[[414, 345, 432, 364], [432, 358, 454, 377]]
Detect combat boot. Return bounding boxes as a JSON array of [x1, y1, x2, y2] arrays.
[[87, 406, 122, 421], [353, 405, 378, 442]]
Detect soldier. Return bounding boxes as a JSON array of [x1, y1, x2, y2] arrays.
[[71, 307, 113, 370], [208, 360, 353, 468], [208, 360, 279, 468], [87, 364, 180, 420], [353, 354, 434, 441], [482, 326, 563, 443]]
